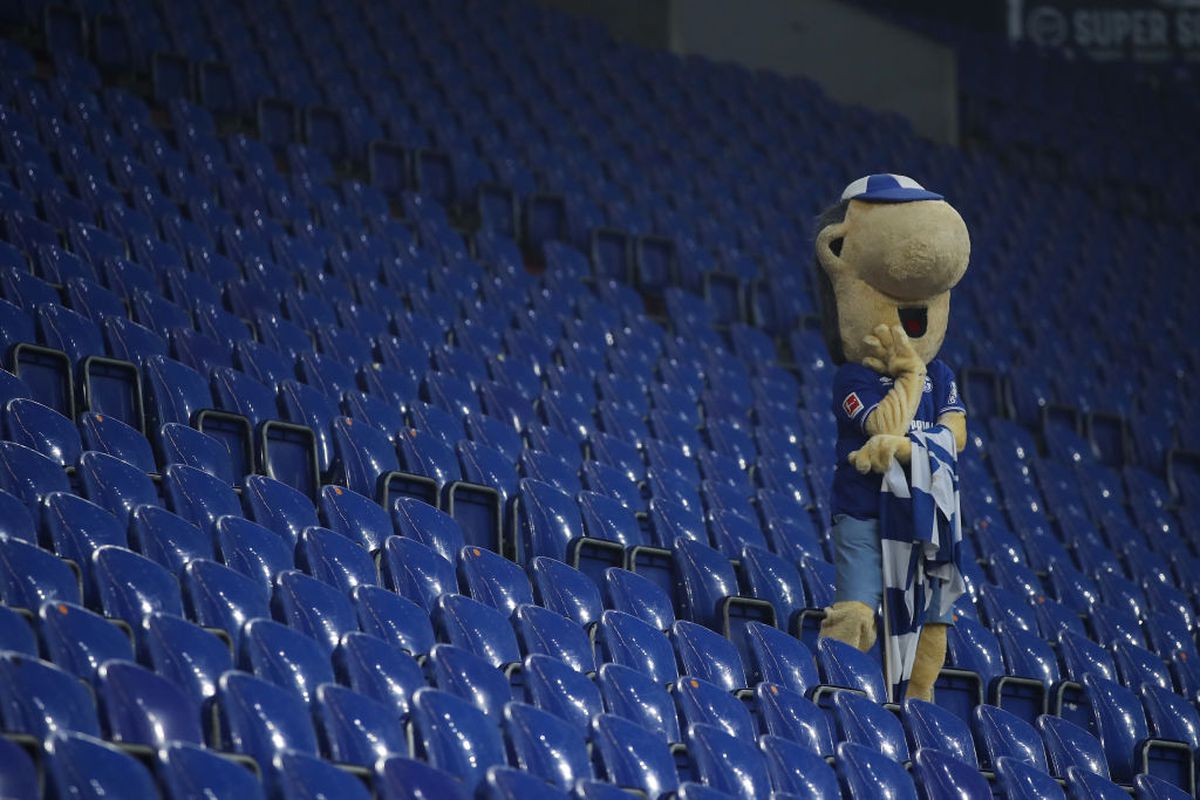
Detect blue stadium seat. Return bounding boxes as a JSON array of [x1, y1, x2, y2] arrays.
[[591, 713, 679, 798], [760, 734, 840, 799], [912, 748, 991, 800], [129, 505, 211, 573], [0, 488, 35, 545], [315, 683, 408, 766], [163, 462, 242, 532], [216, 515, 294, 591], [833, 690, 909, 763], [0, 603, 34, 655], [674, 675, 755, 741], [672, 619, 747, 692], [334, 632, 425, 723], [161, 422, 238, 485], [275, 750, 372, 799], [604, 567, 675, 630], [995, 756, 1066, 800], [687, 721, 773, 800], [816, 637, 886, 703], [519, 478, 623, 580], [43, 491, 126, 594], [158, 741, 266, 800], [93, 544, 184, 627], [428, 642, 513, 719], [38, 600, 132, 683], [0, 734, 39, 800], [4, 398, 81, 467], [97, 659, 203, 748], [596, 661, 681, 744], [514, 603, 594, 673], [333, 416, 438, 507], [273, 570, 358, 656], [528, 555, 604, 629], [44, 731, 159, 800], [143, 611, 233, 707], [183, 559, 272, 648], [739, 544, 808, 634], [1037, 713, 1111, 781], [0, 440, 71, 513], [755, 681, 835, 756], [0, 651, 100, 738], [503, 701, 593, 790], [392, 497, 465, 567], [673, 537, 775, 645], [597, 609, 679, 685], [0, 534, 80, 610], [352, 584, 433, 657], [240, 618, 334, 705], [242, 473, 320, 547], [902, 697, 978, 767], [320, 484, 391, 553], [296, 525, 376, 593], [79, 411, 156, 472], [973, 704, 1048, 772], [523, 651, 604, 732], [375, 755, 470, 800], [77, 449, 158, 525], [1085, 674, 1193, 791], [217, 671, 319, 783], [411, 688, 507, 793], [433, 592, 521, 668], [380, 535, 459, 611], [837, 741, 918, 800], [460, 544, 533, 616]]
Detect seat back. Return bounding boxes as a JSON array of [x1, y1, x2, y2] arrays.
[[596, 662, 680, 744], [38, 600, 132, 683], [972, 704, 1048, 772], [755, 682, 835, 757], [591, 713, 679, 798], [315, 684, 407, 768], [672, 619, 746, 691], [0, 652, 100, 738], [98, 660, 203, 747], [837, 741, 918, 800], [685, 722, 772, 800], [503, 701, 593, 790], [597, 609, 678, 685], [333, 632, 425, 722], [433, 593, 521, 668], [411, 688, 506, 794], [44, 732, 158, 799], [523, 653, 605, 734], [834, 690, 909, 763]]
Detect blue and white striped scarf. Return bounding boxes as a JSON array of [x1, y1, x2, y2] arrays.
[[879, 426, 966, 702]]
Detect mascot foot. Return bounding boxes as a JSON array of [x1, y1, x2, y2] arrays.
[[906, 623, 948, 703], [819, 601, 877, 652]]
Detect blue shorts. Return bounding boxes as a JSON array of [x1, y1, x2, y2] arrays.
[[831, 514, 954, 625]]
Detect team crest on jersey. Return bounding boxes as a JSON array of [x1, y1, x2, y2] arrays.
[[843, 392, 863, 417]]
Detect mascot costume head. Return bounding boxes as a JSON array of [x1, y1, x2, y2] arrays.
[[814, 174, 971, 702]]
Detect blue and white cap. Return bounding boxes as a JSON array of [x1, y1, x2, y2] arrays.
[[841, 173, 943, 203]]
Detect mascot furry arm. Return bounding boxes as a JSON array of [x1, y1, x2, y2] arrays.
[[813, 174, 970, 702]]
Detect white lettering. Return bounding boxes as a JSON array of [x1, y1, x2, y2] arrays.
[[1074, 10, 1168, 47]]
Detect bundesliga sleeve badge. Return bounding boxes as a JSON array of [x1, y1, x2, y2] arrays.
[[843, 392, 863, 418]]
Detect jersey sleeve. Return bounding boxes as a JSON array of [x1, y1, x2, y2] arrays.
[[933, 361, 966, 417], [832, 364, 889, 434]]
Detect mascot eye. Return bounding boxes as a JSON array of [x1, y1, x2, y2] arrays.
[[829, 236, 844, 257]]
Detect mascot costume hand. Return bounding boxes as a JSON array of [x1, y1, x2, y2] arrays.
[[813, 174, 970, 702]]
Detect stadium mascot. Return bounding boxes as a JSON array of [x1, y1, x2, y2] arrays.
[[812, 173, 970, 702]]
